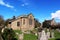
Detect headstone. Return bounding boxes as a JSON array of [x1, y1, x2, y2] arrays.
[[51, 32, 54, 38], [40, 30, 48, 40], [47, 29, 49, 32], [19, 33, 23, 40], [35, 33, 37, 36], [38, 32, 41, 40], [47, 32, 50, 39], [47, 29, 50, 39]]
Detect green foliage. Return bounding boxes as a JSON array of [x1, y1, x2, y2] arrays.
[[0, 15, 5, 26], [43, 21, 51, 28], [49, 30, 60, 40], [45, 28, 47, 33], [0, 34, 3, 40], [23, 33, 37, 40], [38, 27, 42, 32], [34, 18, 41, 28], [12, 16, 16, 20], [30, 28, 37, 34], [2, 28, 18, 40], [54, 30, 60, 38], [5, 19, 10, 26]]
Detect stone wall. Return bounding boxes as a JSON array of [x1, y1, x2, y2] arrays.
[[8, 14, 35, 31]]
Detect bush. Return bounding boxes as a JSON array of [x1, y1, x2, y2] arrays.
[[2, 28, 18, 40]]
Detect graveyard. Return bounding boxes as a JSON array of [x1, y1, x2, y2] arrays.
[[0, 0, 60, 40]]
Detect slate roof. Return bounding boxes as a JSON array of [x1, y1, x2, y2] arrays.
[[45, 20, 52, 23], [17, 13, 33, 18], [18, 14, 27, 18], [8, 13, 33, 22]]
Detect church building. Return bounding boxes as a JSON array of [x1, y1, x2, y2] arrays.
[[8, 13, 35, 31]]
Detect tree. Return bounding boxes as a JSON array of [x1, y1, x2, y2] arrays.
[[42, 20, 51, 28], [0, 34, 3, 40], [0, 15, 5, 34], [34, 18, 41, 28], [12, 16, 16, 20], [5, 19, 11, 26], [5, 16, 16, 26], [0, 15, 5, 26], [0, 15, 5, 40]]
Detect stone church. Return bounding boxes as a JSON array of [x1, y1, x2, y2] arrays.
[[8, 13, 35, 31]]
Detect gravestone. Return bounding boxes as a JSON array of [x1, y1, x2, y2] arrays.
[[47, 31, 50, 39], [51, 32, 54, 38], [40, 30, 48, 40], [47, 29, 50, 39], [19, 33, 23, 40], [38, 32, 41, 40], [35, 33, 37, 36]]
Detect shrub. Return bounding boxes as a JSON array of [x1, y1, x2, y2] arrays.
[[2, 28, 18, 40]]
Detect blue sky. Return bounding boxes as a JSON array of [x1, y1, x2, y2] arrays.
[[0, 0, 60, 23]]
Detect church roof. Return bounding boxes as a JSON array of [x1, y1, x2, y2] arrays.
[[17, 13, 33, 18], [18, 14, 27, 18], [8, 13, 33, 22], [45, 20, 52, 23], [45, 18, 54, 22]]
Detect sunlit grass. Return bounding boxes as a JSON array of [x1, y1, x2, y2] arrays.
[[23, 33, 37, 40], [14, 30, 22, 34]]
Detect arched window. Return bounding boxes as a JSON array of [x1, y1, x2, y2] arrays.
[[29, 19, 32, 25], [17, 22, 20, 26]]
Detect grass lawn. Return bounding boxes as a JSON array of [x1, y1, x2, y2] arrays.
[[14, 34, 19, 40], [49, 38, 55, 40], [23, 33, 37, 40], [54, 30, 60, 38], [49, 30, 60, 40], [14, 30, 22, 34], [13, 30, 22, 40]]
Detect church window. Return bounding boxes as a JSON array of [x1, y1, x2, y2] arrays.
[[17, 22, 20, 26], [23, 19, 25, 25], [29, 19, 32, 25]]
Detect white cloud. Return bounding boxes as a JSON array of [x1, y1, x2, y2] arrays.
[[51, 10, 60, 19], [0, 0, 14, 8], [21, 3, 29, 6]]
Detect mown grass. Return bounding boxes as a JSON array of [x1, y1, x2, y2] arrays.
[[23, 33, 38, 40], [54, 30, 60, 38], [49, 30, 60, 40], [14, 30, 22, 34], [49, 38, 55, 40]]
